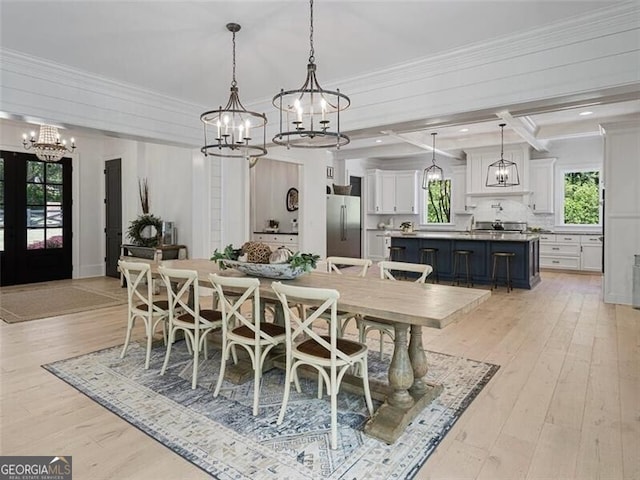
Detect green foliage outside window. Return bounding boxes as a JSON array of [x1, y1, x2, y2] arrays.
[[426, 179, 451, 223], [564, 171, 600, 224]]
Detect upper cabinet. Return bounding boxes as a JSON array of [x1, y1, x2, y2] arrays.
[[529, 158, 556, 214], [451, 165, 470, 214], [465, 144, 530, 196], [366, 169, 418, 214]]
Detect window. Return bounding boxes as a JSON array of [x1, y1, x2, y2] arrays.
[[561, 169, 600, 225], [423, 179, 451, 224]]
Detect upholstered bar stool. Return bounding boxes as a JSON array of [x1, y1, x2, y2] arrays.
[[419, 247, 439, 283], [452, 249, 474, 287], [491, 252, 516, 292]]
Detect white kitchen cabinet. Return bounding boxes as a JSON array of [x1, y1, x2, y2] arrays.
[[529, 158, 555, 213], [366, 169, 418, 214], [580, 235, 603, 272], [366, 230, 388, 261], [540, 233, 603, 272], [451, 165, 471, 213], [465, 144, 530, 196], [252, 233, 299, 251]]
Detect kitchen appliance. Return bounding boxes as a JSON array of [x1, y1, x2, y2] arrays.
[[326, 194, 361, 258], [473, 221, 527, 233]]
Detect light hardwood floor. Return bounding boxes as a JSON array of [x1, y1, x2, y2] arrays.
[[1, 271, 638, 479]]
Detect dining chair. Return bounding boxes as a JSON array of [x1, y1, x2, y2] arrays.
[[358, 260, 432, 358], [272, 281, 374, 450], [209, 274, 286, 416], [118, 260, 170, 369], [158, 265, 223, 389], [306, 256, 373, 336]]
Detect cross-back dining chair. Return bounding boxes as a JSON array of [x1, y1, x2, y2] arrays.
[[358, 260, 432, 358], [209, 274, 286, 416], [118, 260, 170, 369], [158, 265, 223, 389], [272, 281, 374, 450], [307, 256, 373, 337]]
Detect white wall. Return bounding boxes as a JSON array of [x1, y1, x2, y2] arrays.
[[602, 119, 640, 305]]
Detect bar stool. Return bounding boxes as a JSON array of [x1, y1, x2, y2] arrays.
[[388, 245, 406, 262], [388, 245, 406, 279], [491, 252, 515, 292], [452, 249, 474, 287], [419, 247, 439, 283]]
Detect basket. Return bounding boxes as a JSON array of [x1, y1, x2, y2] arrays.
[[332, 184, 352, 195]]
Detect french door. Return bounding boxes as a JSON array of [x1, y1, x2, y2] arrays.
[[0, 151, 72, 286]]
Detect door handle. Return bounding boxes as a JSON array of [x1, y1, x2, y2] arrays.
[[343, 205, 348, 240]]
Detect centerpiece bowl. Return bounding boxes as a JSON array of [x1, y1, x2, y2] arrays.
[[221, 260, 307, 280]]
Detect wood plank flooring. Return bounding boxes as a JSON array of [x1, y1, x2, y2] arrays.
[[1, 271, 638, 479]]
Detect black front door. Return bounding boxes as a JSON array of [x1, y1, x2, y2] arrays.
[[0, 151, 73, 286]]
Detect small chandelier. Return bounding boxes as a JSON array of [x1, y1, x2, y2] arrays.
[[486, 123, 520, 187], [422, 132, 443, 188], [200, 23, 267, 162], [22, 125, 76, 162], [272, 0, 350, 149]]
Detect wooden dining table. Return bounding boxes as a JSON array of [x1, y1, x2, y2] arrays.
[[157, 258, 491, 443]]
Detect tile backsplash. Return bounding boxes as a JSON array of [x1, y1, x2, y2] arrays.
[[471, 199, 555, 229]]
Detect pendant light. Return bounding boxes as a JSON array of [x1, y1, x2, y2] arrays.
[[486, 123, 520, 187], [22, 125, 76, 162], [200, 23, 267, 163], [422, 132, 443, 189], [272, 0, 350, 149]]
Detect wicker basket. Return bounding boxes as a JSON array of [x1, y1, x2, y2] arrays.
[[332, 184, 352, 195]]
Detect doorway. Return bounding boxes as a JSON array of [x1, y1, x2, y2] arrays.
[[0, 151, 73, 286], [104, 158, 122, 278]]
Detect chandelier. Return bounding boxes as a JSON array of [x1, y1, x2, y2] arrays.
[[22, 125, 76, 162], [422, 132, 443, 188], [486, 123, 520, 187], [200, 23, 267, 163], [272, 0, 350, 149]]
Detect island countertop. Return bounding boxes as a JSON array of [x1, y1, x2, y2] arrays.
[[387, 231, 540, 242]]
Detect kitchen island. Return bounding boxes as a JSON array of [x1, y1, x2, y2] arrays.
[[390, 231, 540, 289]]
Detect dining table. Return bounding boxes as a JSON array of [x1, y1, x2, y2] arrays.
[[155, 258, 491, 443]]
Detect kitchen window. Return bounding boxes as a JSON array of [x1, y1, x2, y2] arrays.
[[559, 167, 601, 226], [423, 178, 451, 224]]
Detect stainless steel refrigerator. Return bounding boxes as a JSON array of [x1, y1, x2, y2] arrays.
[[326, 194, 361, 258]]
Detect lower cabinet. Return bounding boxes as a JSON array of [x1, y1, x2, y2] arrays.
[[366, 231, 390, 261], [539, 234, 602, 272], [252, 233, 299, 251]]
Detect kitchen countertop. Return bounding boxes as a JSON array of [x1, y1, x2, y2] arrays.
[[253, 231, 299, 235], [388, 231, 540, 241]]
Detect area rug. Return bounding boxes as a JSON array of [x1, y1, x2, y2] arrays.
[[43, 341, 499, 479], [0, 284, 126, 323]]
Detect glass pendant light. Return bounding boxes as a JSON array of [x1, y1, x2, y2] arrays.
[[422, 132, 443, 189], [486, 123, 520, 187]]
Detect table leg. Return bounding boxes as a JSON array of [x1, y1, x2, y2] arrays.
[[387, 323, 415, 408], [408, 325, 429, 395]]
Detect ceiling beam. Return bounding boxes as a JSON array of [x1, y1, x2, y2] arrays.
[[497, 110, 549, 152], [380, 130, 462, 159]]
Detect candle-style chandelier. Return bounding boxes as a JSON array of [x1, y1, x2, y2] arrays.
[[486, 123, 520, 187], [22, 125, 76, 162], [272, 0, 350, 149], [200, 23, 267, 163], [422, 132, 443, 188]]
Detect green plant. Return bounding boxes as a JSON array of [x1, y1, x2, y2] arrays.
[[288, 252, 321, 272], [210, 244, 243, 268]]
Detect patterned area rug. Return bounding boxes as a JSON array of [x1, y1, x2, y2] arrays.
[[44, 340, 499, 479], [1, 284, 126, 323]]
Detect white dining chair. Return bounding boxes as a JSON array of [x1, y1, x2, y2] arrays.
[[209, 274, 286, 416], [118, 260, 170, 369], [158, 266, 223, 389], [272, 281, 374, 450], [306, 256, 373, 337], [358, 261, 432, 358]]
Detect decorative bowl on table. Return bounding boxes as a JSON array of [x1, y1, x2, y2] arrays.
[[221, 260, 307, 280]]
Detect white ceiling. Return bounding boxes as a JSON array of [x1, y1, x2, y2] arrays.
[[1, 0, 637, 154]]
